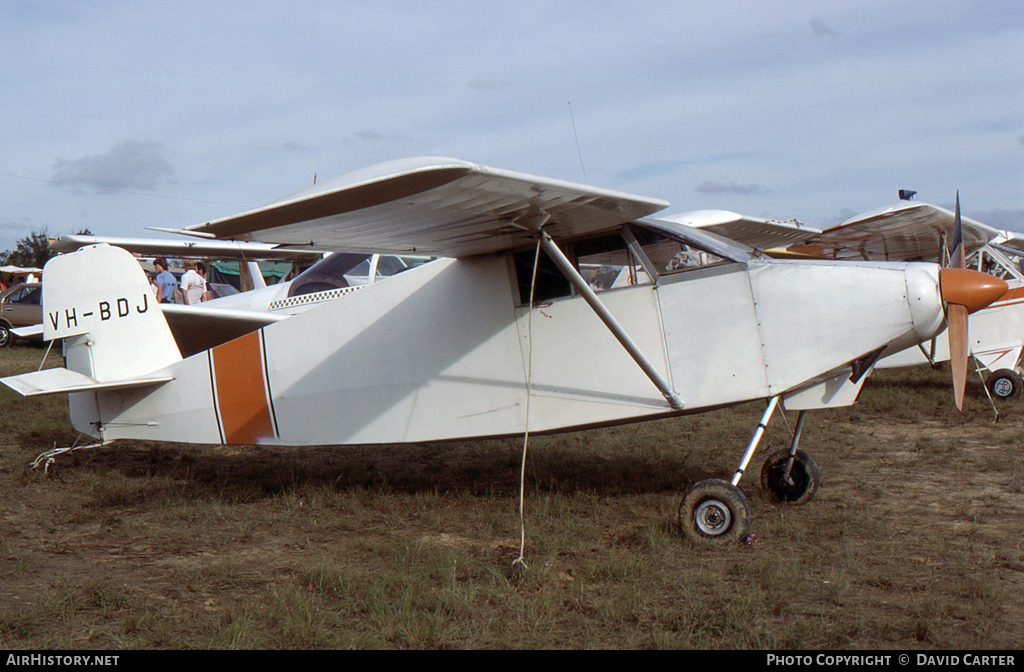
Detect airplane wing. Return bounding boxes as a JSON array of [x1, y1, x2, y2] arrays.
[[174, 157, 670, 257], [660, 210, 821, 250], [992, 230, 1024, 254], [784, 201, 999, 262], [49, 235, 324, 262]]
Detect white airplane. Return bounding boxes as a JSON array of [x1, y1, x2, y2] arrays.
[[0, 157, 1008, 545], [755, 199, 1024, 403]]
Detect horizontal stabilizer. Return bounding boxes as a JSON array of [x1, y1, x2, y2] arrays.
[[160, 303, 286, 356], [12, 325, 43, 338], [1, 367, 173, 397]]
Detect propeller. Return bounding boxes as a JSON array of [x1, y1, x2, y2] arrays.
[[938, 193, 1008, 410]]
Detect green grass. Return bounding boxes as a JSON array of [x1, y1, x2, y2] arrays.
[[0, 347, 1022, 649]]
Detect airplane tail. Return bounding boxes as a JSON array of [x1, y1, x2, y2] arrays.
[[43, 244, 183, 382]]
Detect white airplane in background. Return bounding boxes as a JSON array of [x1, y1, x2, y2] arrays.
[[1, 157, 1007, 546], [735, 199, 1024, 403], [48, 235, 431, 356]]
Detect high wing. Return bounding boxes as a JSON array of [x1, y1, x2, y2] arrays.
[[176, 157, 670, 256], [49, 234, 324, 263], [784, 201, 999, 262], [661, 210, 821, 250]]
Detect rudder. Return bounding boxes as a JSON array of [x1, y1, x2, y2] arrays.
[[44, 245, 182, 382]]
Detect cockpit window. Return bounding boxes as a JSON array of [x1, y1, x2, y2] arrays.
[[973, 245, 1024, 282], [289, 253, 369, 297], [575, 233, 650, 292], [288, 253, 436, 297], [512, 221, 745, 305], [630, 225, 730, 274]]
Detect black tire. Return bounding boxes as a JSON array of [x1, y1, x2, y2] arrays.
[[0, 323, 11, 348], [678, 479, 751, 545], [986, 369, 1022, 401], [760, 449, 820, 505]]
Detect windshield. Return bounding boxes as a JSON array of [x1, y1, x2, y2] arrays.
[[287, 253, 435, 297]]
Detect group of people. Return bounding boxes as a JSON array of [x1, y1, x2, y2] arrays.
[[151, 257, 211, 304], [0, 272, 39, 292]]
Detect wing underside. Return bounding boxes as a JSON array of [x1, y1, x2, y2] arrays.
[[786, 201, 998, 262], [180, 157, 670, 257]]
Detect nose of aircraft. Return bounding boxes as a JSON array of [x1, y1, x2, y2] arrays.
[[938, 268, 1009, 313], [938, 267, 1008, 410]]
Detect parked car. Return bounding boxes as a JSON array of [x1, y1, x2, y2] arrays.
[[0, 283, 42, 347], [208, 282, 239, 299]]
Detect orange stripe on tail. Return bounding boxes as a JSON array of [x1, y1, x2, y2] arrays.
[[211, 331, 275, 445]]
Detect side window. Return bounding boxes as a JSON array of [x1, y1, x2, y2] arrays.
[[374, 255, 408, 278], [3, 288, 25, 304], [17, 286, 41, 305], [575, 233, 651, 291], [632, 227, 729, 274], [514, 247, 571, 305]]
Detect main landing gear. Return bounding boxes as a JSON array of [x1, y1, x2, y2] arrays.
[[986, 368, 1023, 401], [679, 398, 821, 545]]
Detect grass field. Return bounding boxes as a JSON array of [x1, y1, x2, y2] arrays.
[[0, 344, 1021, 649]]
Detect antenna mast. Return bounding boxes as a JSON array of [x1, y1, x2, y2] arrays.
[[568, 102, 588, 184]]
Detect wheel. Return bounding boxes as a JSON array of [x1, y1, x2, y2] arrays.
[[986, 369, 1022, 401], [760, 449, 820, 505], [678, 479, 751, 544], [0, 323, 10, 348]]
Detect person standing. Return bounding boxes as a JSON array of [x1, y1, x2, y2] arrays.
[[153, 257, 179, 303], [179, 260, 210, 305]]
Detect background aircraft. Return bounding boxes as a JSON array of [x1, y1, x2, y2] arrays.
[[48, 234, 431, 356], [705, 199, 1024, 402], [1, 158, 1006, 545]]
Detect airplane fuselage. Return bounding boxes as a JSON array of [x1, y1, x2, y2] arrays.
[[69, 253, 944, 446]]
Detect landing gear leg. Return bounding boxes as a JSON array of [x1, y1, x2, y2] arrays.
[[679, 396, 780, 544], [760, 410, 820, 504]]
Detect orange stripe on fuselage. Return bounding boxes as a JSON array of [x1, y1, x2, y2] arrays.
[[996, 287, 1024, 303], [211, 330, 275, 445]]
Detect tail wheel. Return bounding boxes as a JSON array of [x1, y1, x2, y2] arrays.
[[987, 369, 1022, 401], [760, 449, 820, 505], [679, 479, 751, 544]]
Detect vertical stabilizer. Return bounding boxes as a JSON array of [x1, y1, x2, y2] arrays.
[[44, 245, 182, 382]]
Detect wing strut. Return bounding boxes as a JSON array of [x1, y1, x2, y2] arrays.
[[537, 230, 684, 409]]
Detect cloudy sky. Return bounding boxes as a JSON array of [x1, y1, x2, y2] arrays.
[[1, 1, 1022, 253]]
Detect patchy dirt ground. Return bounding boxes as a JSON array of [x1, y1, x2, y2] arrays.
[[0, 351, 1022, 649]]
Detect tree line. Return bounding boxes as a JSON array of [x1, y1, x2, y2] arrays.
[[1, 228, 91, 269]]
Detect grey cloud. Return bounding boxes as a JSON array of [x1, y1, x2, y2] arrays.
[[809, 17, 836, 36], [824, 208, 859, 228], [1018, 134, 1024, 146], [469, 79, 512, 91], [342, 130, 412, 145], [694, 180, 768, 195], [282, 141, 314, 152], [970, 209, 1024, 232], [51, 140, 173, 193]]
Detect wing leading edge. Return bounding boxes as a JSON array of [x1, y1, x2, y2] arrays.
[[179, 157, 670, 257]]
